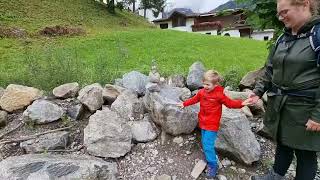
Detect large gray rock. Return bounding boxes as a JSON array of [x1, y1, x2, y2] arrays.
[[239, 67, 264, 90], [0, 154, 118, 180], [121, 71, 149, 96], [20, 131, 69, 153], [187, 61, 205, 91], [128, 114, 159, 142], [22, 100, 64, 124], [0, 84, 43, 112], [216, 107, 261, 165], [0, 110, 8, 127], [77, 83, 103, 112], [111, 90, 144, 121], [52, 82, 79, 99], [84, 108, 132, 158], [145, 86, 198, 135]]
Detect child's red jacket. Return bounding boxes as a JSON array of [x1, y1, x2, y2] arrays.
[[183, 85, 243, 131]]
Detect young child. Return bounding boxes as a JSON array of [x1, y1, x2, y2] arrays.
[[178, 70, 251, 178]]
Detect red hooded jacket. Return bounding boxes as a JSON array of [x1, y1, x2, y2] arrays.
[[183, 85, 243, 131]]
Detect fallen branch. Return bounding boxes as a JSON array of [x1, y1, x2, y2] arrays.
[[38, 145, 84, 153], [0, 126, 73, 145], [0, 121, 25, 140]]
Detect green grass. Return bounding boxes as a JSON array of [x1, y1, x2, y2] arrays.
[[0, 29, 268, 90], [0, 0, 152, 33], [0, 0, 269, 90]]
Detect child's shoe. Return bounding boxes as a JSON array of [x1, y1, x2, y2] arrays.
[[206, 164, 218, 178]]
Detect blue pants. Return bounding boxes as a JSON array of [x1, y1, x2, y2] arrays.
[[201, 129, 218, 166]]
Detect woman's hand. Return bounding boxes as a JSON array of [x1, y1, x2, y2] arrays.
[[306, 119, 320, 131], [248, 92, 260, 104], [241, 98, 253, 106]]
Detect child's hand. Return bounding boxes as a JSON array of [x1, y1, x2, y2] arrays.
[[176, 103, 184, 109]]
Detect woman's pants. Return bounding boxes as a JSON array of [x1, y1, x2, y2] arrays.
[[201, 129, 218, 166], [273, 143, 318, 180]]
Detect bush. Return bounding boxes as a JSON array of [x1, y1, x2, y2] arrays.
[[39, 25, 85, 37], [0, 26, 27, 38], [221, 66, 243, 90]]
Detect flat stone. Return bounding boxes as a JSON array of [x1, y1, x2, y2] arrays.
[[191, 160, 207, 179]]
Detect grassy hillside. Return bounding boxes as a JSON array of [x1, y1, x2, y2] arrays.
[[0, 0, 152, 33], [0, 0, 269, 90], [0, 30, 268, 90]]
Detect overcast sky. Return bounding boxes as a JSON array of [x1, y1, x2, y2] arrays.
[[166, 0, 230, 13]]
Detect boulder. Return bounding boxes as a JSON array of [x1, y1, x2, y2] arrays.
[[20, 131, 69, 153], [52, 82, 79, 99], [186, 61, 205, 91], [0, 84, 43, 112], [121, 71, 149, 96], [0, 154, 118, 180], [216, 107, 261, 165], [145, 86, 198, 135], [22, 100, 64, 124], [77, 83, 103, 112], [111, 90, 144, 121], [84, 108, 132, 158]]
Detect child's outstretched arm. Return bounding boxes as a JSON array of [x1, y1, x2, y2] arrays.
[[179, 90, 201, 108], [220, 93, 245, 108], [176, 103, 184, 109]]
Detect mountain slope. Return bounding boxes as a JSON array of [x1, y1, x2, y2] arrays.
[[210, 0, 249, 13], [0, 0, 152, 33]]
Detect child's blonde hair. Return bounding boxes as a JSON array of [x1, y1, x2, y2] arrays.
[[203, 70, 223, 84]]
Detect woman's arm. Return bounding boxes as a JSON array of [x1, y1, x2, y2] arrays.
[[252, 46, 276, 98]]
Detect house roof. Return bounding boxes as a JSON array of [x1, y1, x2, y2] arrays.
[[153, 8, 199, 23]]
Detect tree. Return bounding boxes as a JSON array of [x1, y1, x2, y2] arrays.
[[106, 0, 115, 14], [236, 0, 282, 30], [123, 0, 137, 12], [151, 0, 166, 18], [235, 0, 284, 46], [140, 0, 152, 18]]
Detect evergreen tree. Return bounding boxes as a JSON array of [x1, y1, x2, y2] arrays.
[[151, 0, 166, 18]]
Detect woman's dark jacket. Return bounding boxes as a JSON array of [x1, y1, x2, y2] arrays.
[[253, 17, 320, 151]]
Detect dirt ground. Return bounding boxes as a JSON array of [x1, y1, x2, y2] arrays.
[[0, 107, 319, 180]]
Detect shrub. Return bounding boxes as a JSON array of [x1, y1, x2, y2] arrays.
[[0, 26, 27, 38], [221, 66, 243, 90], [39, 25, 85, 37]]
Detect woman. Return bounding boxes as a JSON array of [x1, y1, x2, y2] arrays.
[[250, 0, 320, 179]]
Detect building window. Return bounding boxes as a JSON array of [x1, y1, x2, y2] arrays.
[[172, 16, 186, 27], [160, 23, 168, 29], [264, 36, 269, 41], [206, 32, 211, 35]]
